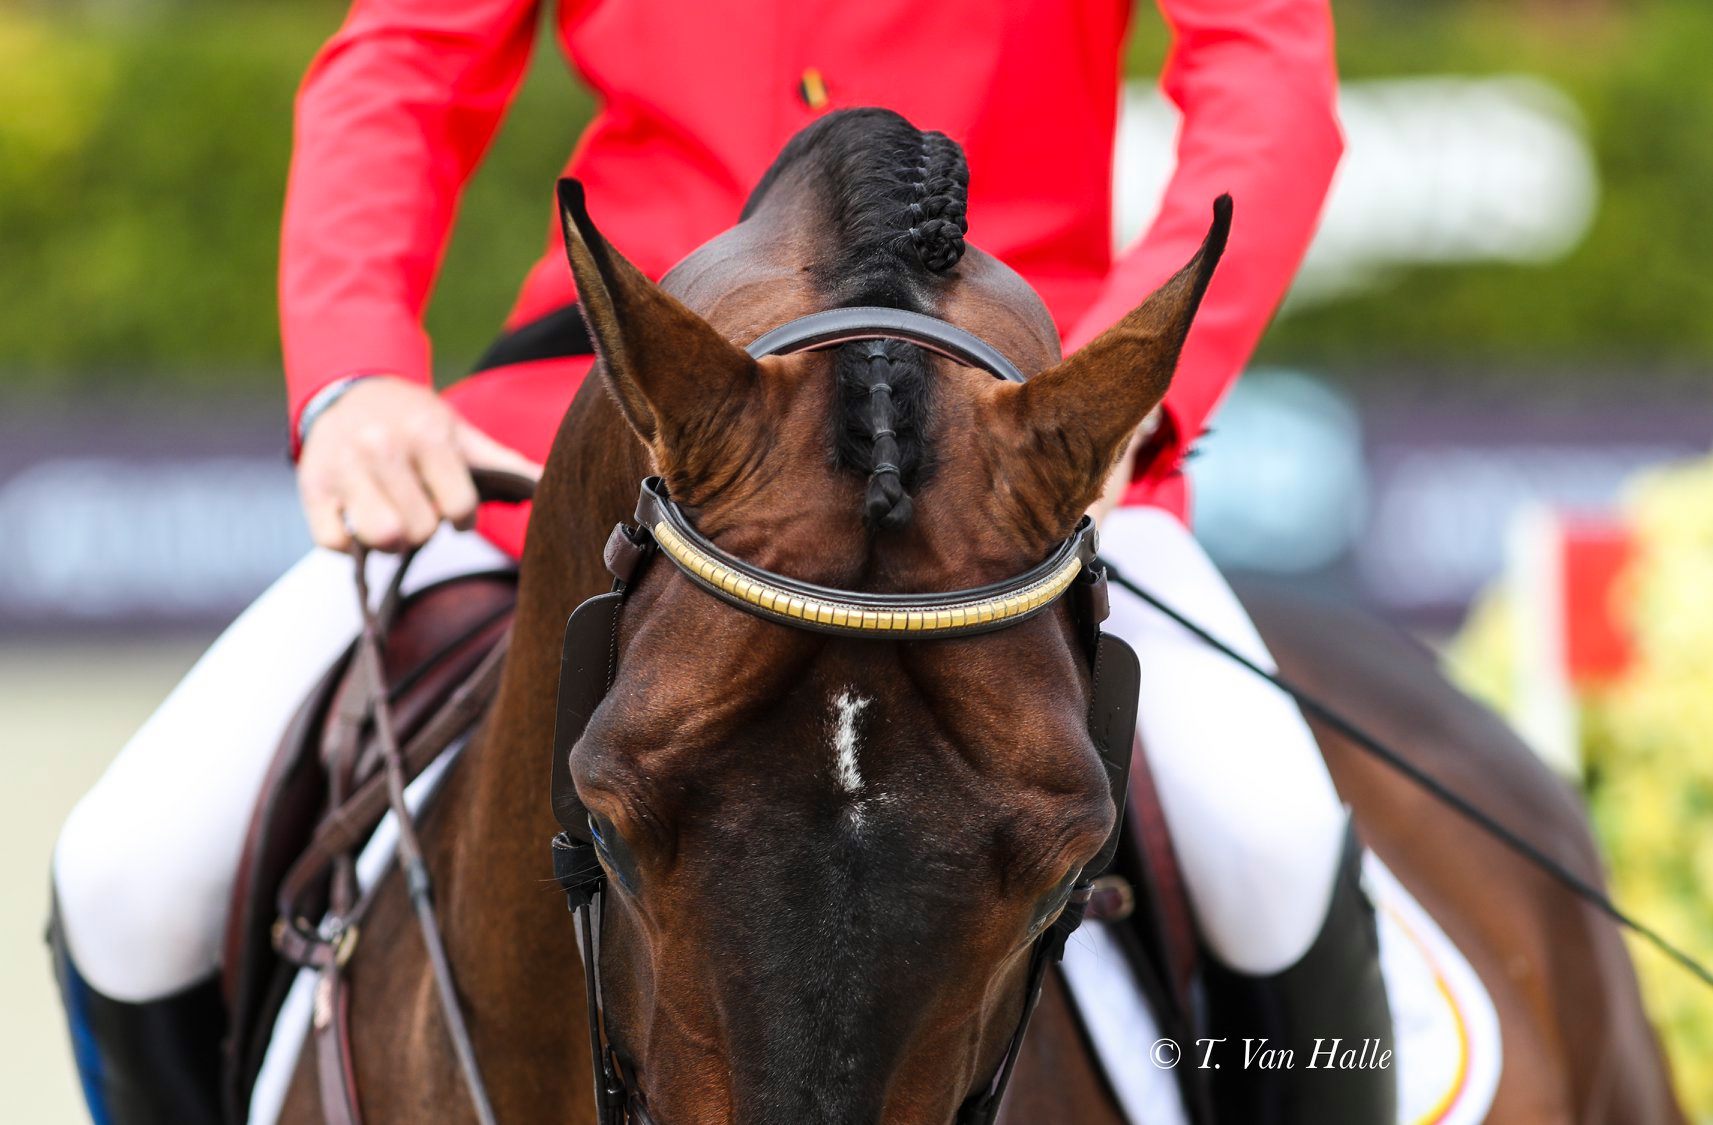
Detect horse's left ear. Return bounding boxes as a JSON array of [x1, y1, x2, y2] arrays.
[[1006, 196, 1231, 532], [557, 178, 758, 476]]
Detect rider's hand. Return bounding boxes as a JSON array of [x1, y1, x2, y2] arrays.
[[297, 376, 541, 553]]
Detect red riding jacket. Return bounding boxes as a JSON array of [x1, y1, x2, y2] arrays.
[[282, 0, 1342, 557]]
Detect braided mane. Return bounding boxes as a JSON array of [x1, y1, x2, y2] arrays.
[[742, 108, 970, 529]]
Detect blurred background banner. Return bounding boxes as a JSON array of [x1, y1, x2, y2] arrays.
[[3, 0, 1710, 1120], [0, 402, 304, 633], [7, 380, 1710, 634], [1119, 74, 1601, 303]]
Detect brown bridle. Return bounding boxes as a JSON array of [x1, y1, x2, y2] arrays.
[[547, 308, 1142, 1125]]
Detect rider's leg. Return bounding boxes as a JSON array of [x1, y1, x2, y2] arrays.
[[1100, 505, 1394, 1123], [49, 527, 510, 1124]]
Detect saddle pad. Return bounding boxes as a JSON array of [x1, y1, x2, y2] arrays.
[[1059, 854, 1502, 1125], [1366, 856, 1502, 1125], [1060, 924, 1190, 1124]]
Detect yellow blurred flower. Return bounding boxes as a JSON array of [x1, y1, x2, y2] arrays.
[[1452, 453, 1713, 1121]]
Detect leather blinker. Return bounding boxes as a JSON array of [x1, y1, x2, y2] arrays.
[[1084, 631, 1140, 878], [551, 589, 626, 842]]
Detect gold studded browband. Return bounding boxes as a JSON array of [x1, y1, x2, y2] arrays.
[[600, 308, 1100, 640], [630, 476, 1099, 640]]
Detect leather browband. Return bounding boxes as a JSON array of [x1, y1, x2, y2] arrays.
[[636, 477, 1098, 640], [616, 308, 1085, 640], [744, 306, 1028, 384]]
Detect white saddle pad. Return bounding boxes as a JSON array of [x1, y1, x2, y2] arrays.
[[1059, 854, 1502, 1125]]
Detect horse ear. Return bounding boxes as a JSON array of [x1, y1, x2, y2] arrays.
[[556, 178, 758, 472], [1010, 196, 1231, 530]]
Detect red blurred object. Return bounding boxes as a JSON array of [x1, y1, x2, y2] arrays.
[[1559, 518, 1636, 687]]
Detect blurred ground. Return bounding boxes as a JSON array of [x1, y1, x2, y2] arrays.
[[1, 640, 208, 1125]]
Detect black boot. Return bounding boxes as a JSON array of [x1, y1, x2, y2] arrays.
[[1201, 822, 1396, 1125], [48, 897, 226, 1125]]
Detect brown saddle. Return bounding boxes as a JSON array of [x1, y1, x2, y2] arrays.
[[214, 567, 1204, 1125], [218, 569, 518, 1123]]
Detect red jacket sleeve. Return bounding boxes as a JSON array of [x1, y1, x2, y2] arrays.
[[1065, 0, 1343, 481], [279, 0, 543, 448]]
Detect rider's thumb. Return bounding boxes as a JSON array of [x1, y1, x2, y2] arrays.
[[453, 421, 544, 481]]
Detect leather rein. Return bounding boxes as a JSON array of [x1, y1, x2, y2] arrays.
[[271, 469, 534, 1125], [276, 307, 1141, 1125], [546, 308, 1142, 1125]]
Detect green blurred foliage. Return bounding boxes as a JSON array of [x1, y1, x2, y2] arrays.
[[1, 0, 1710, 392], [0, 1, 590, 392], [1261, 0, 1713, 374]]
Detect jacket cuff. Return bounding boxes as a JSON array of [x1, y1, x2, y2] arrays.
[[282, 310, 432, 456]]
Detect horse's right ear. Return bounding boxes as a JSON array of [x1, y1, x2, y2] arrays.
[[1002, 196, 1231, 534], [556, 178, 758, 473]]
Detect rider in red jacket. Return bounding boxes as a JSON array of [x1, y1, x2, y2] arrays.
[[277, 0, 1342, 556], [52, 2, 1390, 1122]]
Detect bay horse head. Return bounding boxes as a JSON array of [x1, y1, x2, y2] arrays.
[[551, 108, 1227, 1124]]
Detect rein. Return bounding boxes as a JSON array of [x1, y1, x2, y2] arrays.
[[271, 469, 531, 1125], [350, 556, 498, 1125]]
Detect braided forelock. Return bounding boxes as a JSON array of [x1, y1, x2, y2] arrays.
[[834, 340, 931, 530], [742, 109, 969, 529]]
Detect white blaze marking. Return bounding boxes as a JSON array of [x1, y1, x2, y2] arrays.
[[831, 690, 870, 795]]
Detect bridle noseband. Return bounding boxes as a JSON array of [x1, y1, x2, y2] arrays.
[[548, 308, 1140, 1125]]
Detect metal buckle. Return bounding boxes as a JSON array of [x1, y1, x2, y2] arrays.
[[334, 923, 361, 968]]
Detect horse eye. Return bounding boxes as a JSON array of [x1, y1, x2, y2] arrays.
[[588, 813, 641, 893], [1025, 868, 1082, 939]]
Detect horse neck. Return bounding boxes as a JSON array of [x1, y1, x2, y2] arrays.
[[432, 381, 644, 1005]]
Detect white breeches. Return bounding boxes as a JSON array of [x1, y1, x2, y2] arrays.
[[52, 528, 512, 1001], [1099, 506, 1346, 974], [54, 506, 1342, 1000]]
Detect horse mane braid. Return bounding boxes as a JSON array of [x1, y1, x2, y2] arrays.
[[744, 108, 968, 529], [836, 341, 925, 529], [742, 108, 971, 288], [906, 132, 969, 274]]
